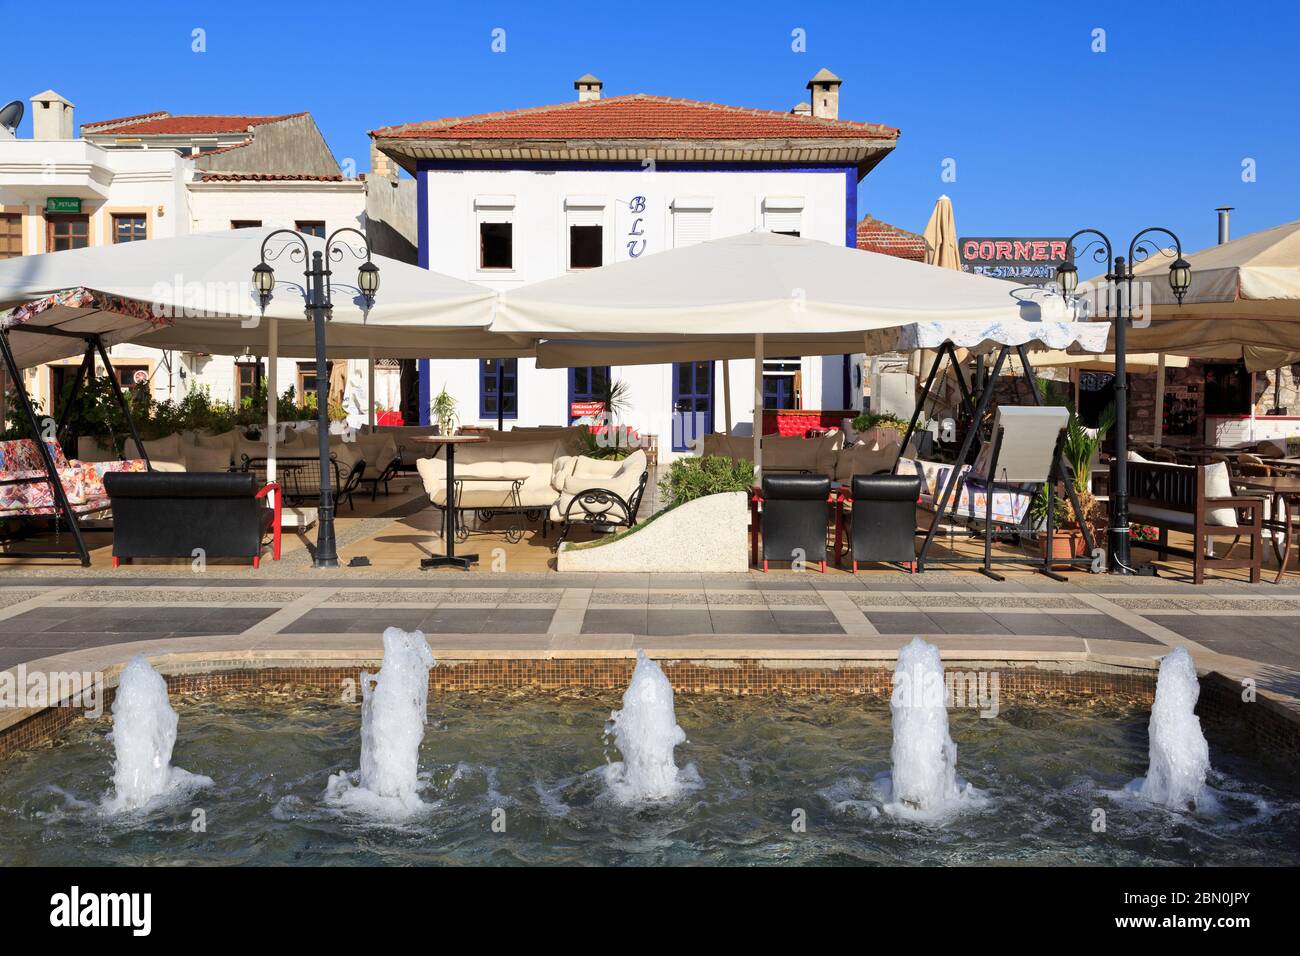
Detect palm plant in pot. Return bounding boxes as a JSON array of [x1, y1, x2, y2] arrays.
[[1031, 388, 1116, 567]]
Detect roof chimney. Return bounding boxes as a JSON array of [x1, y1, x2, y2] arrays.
[[806, 68, 841, 120], [30, 90, 74, 140], [1216, 206, 1233, 244], [370, 139, 398, 180], [791, 102, 812, 117], [575, 74, 603, 102]]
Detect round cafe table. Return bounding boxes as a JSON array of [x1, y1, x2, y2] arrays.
[[413, 434, 487, 570], [1233, 474, 1300, 584]]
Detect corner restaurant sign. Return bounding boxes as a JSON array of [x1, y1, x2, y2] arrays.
[[960, 236, 1067, 286]]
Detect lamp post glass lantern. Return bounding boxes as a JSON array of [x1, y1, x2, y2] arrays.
[[253, 227, 379, 568], [1058, 226, 1188, 575]]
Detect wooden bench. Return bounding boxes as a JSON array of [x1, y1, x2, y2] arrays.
[[1117, 459, 1262, 584]]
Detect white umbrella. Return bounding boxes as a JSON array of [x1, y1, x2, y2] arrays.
[[0, 228, 498, 367], [0, 229, 502, 523], [500, 231, 1106, 472]]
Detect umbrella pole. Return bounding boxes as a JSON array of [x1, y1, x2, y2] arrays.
[[753, 334, 764, 479], [367, 348, 376, 429], [722, 359, 732, 435], [1153, 353, 1165, 447], [267, 319, 278, 509]]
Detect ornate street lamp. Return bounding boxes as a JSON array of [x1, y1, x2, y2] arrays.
[[1057, 227, 1189, 574], [253, 227, 378, 568]]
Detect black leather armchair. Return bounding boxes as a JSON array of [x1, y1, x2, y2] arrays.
[[759, 474, 833, 572], [104, 472, 280, 568], [845, 474, 920, 572]]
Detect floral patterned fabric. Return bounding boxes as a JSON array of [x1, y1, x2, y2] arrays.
[[0, 439, 145, 516]]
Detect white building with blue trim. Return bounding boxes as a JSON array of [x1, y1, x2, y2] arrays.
[[375, 69, 900, 458]]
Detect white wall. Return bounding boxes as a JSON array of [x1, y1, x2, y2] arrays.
[[187, 181, 365, 234], [421, 167, 857, 459]]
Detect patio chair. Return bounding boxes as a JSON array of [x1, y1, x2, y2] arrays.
[[104, 471, 281, 568], [239, 454, 365, 511], [759, 473, 833, 572], [843, 474, 921, 572], [549, 450, 649, 550]]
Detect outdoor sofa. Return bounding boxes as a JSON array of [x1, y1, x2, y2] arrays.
[[104, 471, 280, 568], [548, 449, 649, 548]]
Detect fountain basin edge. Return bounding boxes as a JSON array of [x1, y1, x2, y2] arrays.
[[3, 636, 1298, 770]]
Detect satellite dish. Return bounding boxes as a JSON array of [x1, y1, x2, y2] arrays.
[[0, 100, 23, 134]]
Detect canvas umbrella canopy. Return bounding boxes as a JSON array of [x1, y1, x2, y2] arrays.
[[0, 228, 500, 368], [0, 229, 505, 524], [1082, 219, 1300, 371], [499, 230, 1107, 472]]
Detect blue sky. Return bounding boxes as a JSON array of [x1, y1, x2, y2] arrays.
[[8, 0, 1298, 252]]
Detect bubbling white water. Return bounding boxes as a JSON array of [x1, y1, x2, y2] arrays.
[[603, 651, 688, 803], [1134, 646, 1211, 811], [325, 627, 435, 815], [888, 637, 962, 814], [104, 656, 210, 813]]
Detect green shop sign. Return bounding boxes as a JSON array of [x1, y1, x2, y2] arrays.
[[45, 197, 81, 214]]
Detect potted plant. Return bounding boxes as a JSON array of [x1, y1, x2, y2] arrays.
[[431, 385, 458, 436], [1031, 392, 1116, 567]]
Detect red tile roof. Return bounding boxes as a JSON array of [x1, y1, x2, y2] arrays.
[[83, 112, 304, 135], [197, 172, 347, 182], [857, 215, 928, 261], [373, 94, 897, 141]]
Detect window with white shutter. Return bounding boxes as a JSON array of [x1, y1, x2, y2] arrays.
[[672, 197, 713, 248], [763, 196, 805, 237], [565, 197, 605, 269]]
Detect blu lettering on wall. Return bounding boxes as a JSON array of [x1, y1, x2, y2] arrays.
[[625, 195, 647, 259]]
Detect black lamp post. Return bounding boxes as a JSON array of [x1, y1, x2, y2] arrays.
[[1056, 228, 1191, 574], [253, 228, 380, 568]]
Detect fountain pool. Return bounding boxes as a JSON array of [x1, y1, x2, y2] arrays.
[[1, 688, 1295, 866]]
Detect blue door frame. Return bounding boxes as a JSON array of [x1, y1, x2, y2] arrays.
[[672, 360, 714, 452]]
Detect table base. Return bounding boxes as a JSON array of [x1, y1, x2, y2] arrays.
[[421, 553, 478, 570]]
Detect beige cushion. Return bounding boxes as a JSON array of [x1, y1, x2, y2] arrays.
[[149, 460, 187, 473], [761, 434, 836, 475], [234, 436, 273, 467], [862, 426, 903, 452], [194, 430, 237, 462], [417, 438, 563, 510], [1203, 461, 1237, 527], [338, 433, 399, 480], [701, 433, 755, 462], [183, 446, 234, 473], [331, 440, 364, 477], [835, 442, 896, 481], [573, 456, 622, 479], [142, 433, 183, 462], [551, 450, 647, 521], [77, 436, 117, 463]]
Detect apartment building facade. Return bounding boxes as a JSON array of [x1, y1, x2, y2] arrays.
[[0, 92, 371, 416]]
